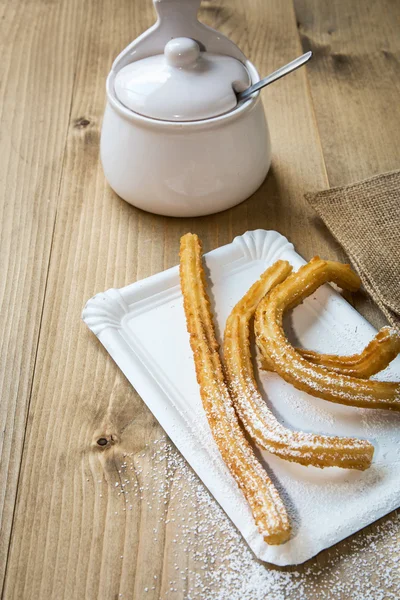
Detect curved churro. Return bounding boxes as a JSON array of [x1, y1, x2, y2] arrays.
[[255, 258, 400, 411], [180, 233, 290, 545], [260, 326, 400, 378], [223, 263, 374, 470]]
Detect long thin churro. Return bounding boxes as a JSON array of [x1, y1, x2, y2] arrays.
[[180, 233, 291, 545], [223, 263, 374, 470], [260, 326, 400, 378], [255, 258, 400, 410]]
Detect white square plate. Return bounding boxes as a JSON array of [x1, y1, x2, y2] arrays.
[[82, 230, 400, 565]]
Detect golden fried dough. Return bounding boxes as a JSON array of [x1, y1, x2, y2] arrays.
[[180, 233, 291, 544], [260, 326, 400, 378], [223, 263, 374, 470], [255, 258, 400, 410]]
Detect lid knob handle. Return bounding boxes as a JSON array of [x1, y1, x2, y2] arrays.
[[164, 37, 200, 68]]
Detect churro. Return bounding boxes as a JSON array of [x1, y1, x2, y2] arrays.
[[180, 233, 291, 544], [255, 258, 400, 410], [223, 263, 374, 470], [260, 326, 400, 378]]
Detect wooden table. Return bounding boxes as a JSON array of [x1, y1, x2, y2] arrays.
[[1, 0, 399, 598]]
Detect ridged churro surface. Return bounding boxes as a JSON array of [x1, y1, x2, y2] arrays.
[[180, 233, 291, 544], [223, 263, 374, 469], [260, 326, 400, 378], [255, 258, 400, 410]]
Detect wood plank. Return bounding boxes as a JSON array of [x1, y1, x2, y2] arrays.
[[294, 0, 400, 186], [294, 0, 400, 327], [0, 0, 83, 590], [3, 0, 398, 598]]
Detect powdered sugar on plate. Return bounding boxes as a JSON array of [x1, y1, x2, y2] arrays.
[[83, 230, 400, 567], [106, 437, 399, 599]]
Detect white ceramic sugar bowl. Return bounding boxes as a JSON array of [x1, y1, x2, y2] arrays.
[[101, 0, 271, 217]]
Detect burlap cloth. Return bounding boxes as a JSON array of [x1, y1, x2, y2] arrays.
[[305, 170, 400, 331]]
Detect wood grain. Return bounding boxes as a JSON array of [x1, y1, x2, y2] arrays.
[[294, 0, 400, 327], [294, 0, 400, 187], [1, 0, 399, 598], [0, 0, 83, 590]]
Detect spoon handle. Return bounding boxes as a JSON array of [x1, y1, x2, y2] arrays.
[[237, 51, 312, 102]]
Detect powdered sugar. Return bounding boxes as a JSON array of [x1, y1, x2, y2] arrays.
[[109, 437, 400, 599], [223, 273, 373, 471], [84, 230, 400, 566]]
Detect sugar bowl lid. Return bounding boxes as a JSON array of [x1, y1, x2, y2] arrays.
[[114, 37, 250, 122]]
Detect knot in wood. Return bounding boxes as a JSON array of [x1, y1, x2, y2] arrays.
[[94, 433, 118, 449], [74, 117, 91, 129]]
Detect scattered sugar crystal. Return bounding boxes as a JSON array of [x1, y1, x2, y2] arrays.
[[109, 435, 399, 599]]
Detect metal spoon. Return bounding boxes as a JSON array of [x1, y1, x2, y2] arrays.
[[236, 51, 312, 102]]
